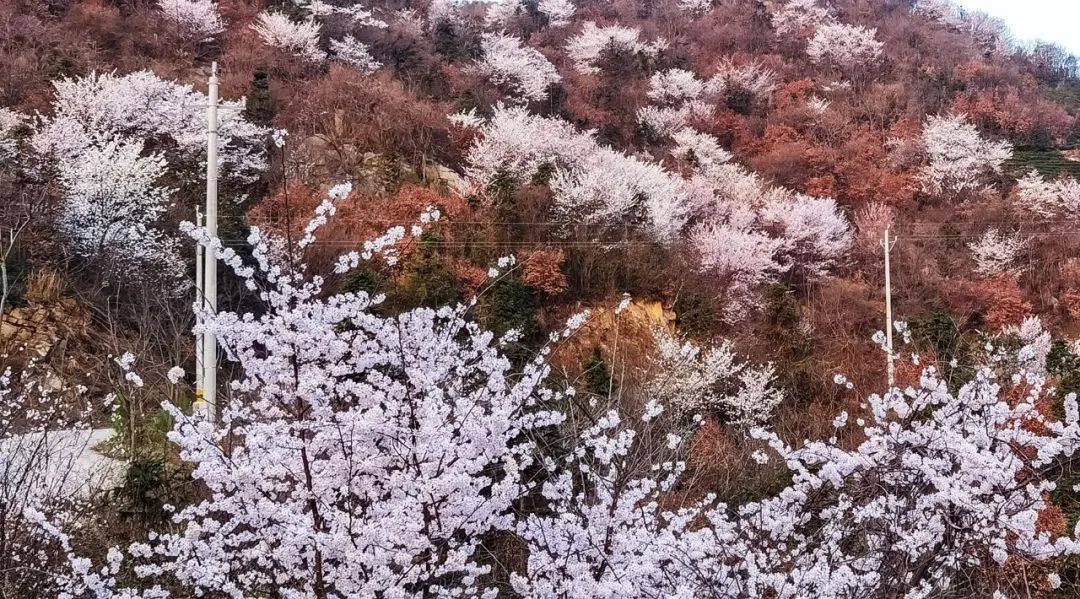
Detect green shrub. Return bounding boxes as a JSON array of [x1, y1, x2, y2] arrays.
[[342, 267, 384, 297], [673, 290, 720, 338], [484, 276, 538, 343], [581, 346, 613, 397], [392, 231, 460, 310]]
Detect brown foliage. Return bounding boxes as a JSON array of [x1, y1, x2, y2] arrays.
[[247, 184, 471, 274], [521, 250, 568, 296], [951, 87, 1074, 146], [982, 276, 1032, 331], [281, 67, 454, 166]]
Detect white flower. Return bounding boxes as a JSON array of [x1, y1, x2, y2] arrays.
[[167, 366, 186, 384]]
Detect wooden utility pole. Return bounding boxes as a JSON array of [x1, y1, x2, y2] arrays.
[[882, 226, 897, 387]]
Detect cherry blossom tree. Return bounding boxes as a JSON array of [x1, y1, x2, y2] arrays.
[[33, 198, 1080, 599], [300, 0, 385, 27], [329, 35, 382, 73], [769, 0, 832, 37], [691, 220, 790, 299], [251, 11, 326, 61], [647, 68, 706, 105], [1016, 170, 1080, 217], [646, 329, 784, 426], [678, 0, 712, 15], [55, 140, 182, 279], [968, 228, 1026, 277], [806, 22, 884, 68], [157, 0, 225, 42], [460, 106, 850, 288], [31, 70, 266, 185], [29, 70, 266, 279], [485, 0, 575, 28], [913, 0, 965, 28], [0, 107, 23, 165], [763, 194, 853, 280], [458, 104, 595, 184], [565, 21, 666, 74], [44, 189, 570, 598], [710, 58, 777, 102], [550, 146, 690, 241], [538, 0, 575, 26], [638, 61, 774, 135], [524, 324, 1080, 596], [671, 127, 733, 168], [474, 32, 561, 103], [919, 113, 1013, 195], [0, 362, 113, 598]]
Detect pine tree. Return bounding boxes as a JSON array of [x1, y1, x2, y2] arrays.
[[245, 68, 275, 126]]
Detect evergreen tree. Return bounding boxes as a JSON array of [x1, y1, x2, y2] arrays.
[[245, 68, 275, 126]]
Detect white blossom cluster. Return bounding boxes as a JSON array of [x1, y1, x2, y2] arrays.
[[678, 0, 712, 15], [0, 361, 108, 597], [565, 21, 667, 74], [913, 0, 965, 27], [301, 0, 385, 27], [486, 0, 576, 28], [919, 113, 1013, 195], [914, 0, 1012, 55], [1001, 315, 1053, 376], [691, 179, 851, 297], [512, 331, 1080, 597], [768, 1, 883, 69], [474, 32, 561, 102], [618, 54, 850, 300], [768, 0, 832, 36], [460, 106, 851, 297], [1016, 170, 1080, 217], [647, 329, 784, 426], [54, 140, 182, 280], [251, 11, 326, 60], [29, 70, 266, 280], [646, 68, 706, 105], [807, 22, 884, 67], [537, 0, 576, 26], [253, 2, 386, 69], [30, 208, 1080, 598], [329, 35, 382, 73], [638, 60, 775, 135], [157, 0, 225, 42], [31, 70, 266, 184], [967, 228, 1026, 277], [0, 106, 24, 164], [460, 105, 686, 239]]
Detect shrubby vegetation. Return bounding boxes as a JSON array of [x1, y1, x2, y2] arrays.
[[3, 0, 1080, 596]]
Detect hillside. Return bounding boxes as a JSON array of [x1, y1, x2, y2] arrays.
[[4, 0, 1080, 597]]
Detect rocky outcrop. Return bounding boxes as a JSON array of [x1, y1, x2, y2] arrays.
[[1, 298, 88, 358]]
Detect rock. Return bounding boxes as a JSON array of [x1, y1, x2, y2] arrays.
[[1, 298, 89, 358]]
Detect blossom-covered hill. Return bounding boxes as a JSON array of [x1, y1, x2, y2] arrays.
[[4, 0, 1080, 597]]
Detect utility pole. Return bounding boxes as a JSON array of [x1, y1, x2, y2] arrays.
[[197, 62, 220, 423], [194, 208, 204, 397], [882, 226, 897, 387]]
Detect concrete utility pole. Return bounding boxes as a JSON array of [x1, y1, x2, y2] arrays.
[[882, 226, 897, 387], [197, 62, 220, 422], [195, 208, 205, 397]]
